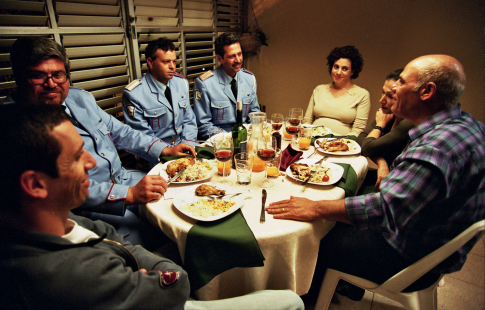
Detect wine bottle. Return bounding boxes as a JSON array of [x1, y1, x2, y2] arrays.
[[232, 101, 248, 168]]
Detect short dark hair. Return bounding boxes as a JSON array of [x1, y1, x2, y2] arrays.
[[386, 69, 403, 82], [215, 33, 239, 58], [10, 36, 70, 87], [145, 37, 176, 73], [0, 104, 68, 213], [326, 45, 364, 79]]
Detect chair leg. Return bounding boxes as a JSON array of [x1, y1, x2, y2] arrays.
[[314, 269, 341, 310]]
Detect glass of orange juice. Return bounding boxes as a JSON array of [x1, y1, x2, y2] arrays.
[[298, 127, 312, 150], [252, 155, 266, 172], [266, 148, 282, 178]]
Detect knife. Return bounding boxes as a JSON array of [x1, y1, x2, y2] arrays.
[[301, 156, 328, 186], [167, 167, 186, 185], [260, 189, 267, 223]]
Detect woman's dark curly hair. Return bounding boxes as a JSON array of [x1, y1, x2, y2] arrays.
[[326, 45, 364, 79]]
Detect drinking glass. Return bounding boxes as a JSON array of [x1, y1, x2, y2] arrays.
[[288, 108, 303, 126], [271, 113, 284, 132], [255, 136, 276, 188], [213, 134, 234, 186], [284, 117, 301, 148], [208, 127, 223, 146]]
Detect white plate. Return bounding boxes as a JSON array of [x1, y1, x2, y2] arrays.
[[160, 160, 216, 183], [173, 182, 245, 221], [301, 124, 332, 137], [285, 161, 344, 185], [204, 132, 231, 146], [315, 138, 361, 156]]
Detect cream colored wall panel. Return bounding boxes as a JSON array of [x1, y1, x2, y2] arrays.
[[135, 16, 178, 27], [103, 105, 123, 115], [184, 10, 212, 19], [70, 56, 127, 70], [185, 48, 213, 55], [66, 45, 125, 58], [0, 1, 45, 12], [138, 33, 180, 42], [0, 81, 16, 90], [183, 18, 213, 27], [135, 6, 177, 18], [0, 15, 48, 26], [134, 0, 177, 8], [73, 75, 129, 91], [61, 0, 117, 5], [97, 96, 122, 108], [186, 56, 214, 63], [70, 65, 128, 81], [56, 2, 120, 16], [90, 85, 125, 99], [184, 1, 212, 11], [0, 68, 13, 76], [57, 15, 121, 27], [63, 34, 124, 47]]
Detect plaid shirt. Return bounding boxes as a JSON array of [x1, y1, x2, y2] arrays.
[[346, 104, 485, 272]]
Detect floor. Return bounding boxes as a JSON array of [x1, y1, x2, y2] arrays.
[[304, 235, 485, 310]]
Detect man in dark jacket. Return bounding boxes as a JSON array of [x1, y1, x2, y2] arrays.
[[0, 104, 303, 309]]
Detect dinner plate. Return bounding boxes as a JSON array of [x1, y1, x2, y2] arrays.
[[172, 182, 245, 221], [315, 138, 361, 156], [285, 161, 344, 185], [204, 132, 231, 147], [160, 160, 216, 183], [301, 124, 332, 137]]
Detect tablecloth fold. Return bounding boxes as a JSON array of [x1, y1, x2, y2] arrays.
[[184, 209, 265, 291]]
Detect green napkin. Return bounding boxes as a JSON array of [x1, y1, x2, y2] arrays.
[[334, 163, 358, 197], [184, 209, 265, 291], [311, 134, 357, 146], [159, 146, 215, 163]]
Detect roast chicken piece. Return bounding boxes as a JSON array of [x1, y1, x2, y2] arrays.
[[318, 139, 349, 152], [289, 163, 310, 177], [195, 184, 225, 196], [166, 157, 195, 177]]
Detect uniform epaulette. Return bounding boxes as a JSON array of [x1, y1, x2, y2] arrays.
[[242, 68, 254, 75], [198, 70, 214, 81], [125, 80, 141, 91], [174, 72, 186, 79]]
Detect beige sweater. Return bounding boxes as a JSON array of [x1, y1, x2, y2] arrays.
[[303, 84, 370, 136]]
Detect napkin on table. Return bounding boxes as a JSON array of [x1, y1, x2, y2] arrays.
[[184, 210, 265, 291], [279, 144, 303, 171], [333, 163, 358, 197], [159, 146, 215, 163]]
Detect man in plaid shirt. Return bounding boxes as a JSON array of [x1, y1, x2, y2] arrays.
[[267, 55, 485, 300]]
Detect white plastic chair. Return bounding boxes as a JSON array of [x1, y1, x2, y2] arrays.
[[315, 220, 485, 310]]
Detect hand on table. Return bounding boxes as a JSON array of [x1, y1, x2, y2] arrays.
[[161, 143, 197, 158], [125, 175, 167, 206], [266, 196, 320, 221]]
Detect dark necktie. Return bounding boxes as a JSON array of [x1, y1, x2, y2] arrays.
[[165, 86, 173, 108], [231, 78, 237, 100]]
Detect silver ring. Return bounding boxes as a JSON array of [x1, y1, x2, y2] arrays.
[[282, 208, 285, 213]]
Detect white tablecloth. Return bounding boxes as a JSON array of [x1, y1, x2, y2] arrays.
[[145, 151, 368, 300]]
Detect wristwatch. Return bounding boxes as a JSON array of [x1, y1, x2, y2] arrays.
[[374, 126, 384, 132]]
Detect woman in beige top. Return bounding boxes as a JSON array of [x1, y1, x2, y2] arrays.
[[303, 45, 370, 137]]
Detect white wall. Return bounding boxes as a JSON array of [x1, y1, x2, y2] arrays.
[[247, 0, 484, 123]]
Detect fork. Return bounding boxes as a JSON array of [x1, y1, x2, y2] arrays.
[[300, 156, 328, 192]]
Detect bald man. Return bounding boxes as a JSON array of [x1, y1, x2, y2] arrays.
[[268, 55, 485, 301]]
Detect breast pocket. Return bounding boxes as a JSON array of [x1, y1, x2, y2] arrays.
[[211, 100, 231, 121], [178, 99, 189, 115], [143, 106, 170, 129], [242, 97, 253, 119]]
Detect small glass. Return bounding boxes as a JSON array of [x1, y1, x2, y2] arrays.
[[234, 153, 253, 185], [298, 127, 312, 150], [213, 134, 234, 186], [284, 117, 301, 148], [266, 148, 282, 179], [288, 108, 303, 126]]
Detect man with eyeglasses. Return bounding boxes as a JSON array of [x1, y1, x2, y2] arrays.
[[4, 36, 196, 250]]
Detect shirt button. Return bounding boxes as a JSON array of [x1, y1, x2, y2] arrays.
[[219, 104, 222, 107], [111, 169, 114, 173], [182, 96, 184, 98], [175, 127, 178, 130], [99, 119, 102, 122], [95, 137, 97, 140], [154, 112, 157, 115], [101, 153, 105, 156], [175, 114, 177, 117], [110, 195, 115, 199]]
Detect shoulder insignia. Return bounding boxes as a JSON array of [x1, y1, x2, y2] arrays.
[[174, 72, 186, 79], [195, 90, 202, 101], [125, 80, 141, 91], [242, 68, 254, 75], [125, 105, 135, 117], [198, 70, 213, 81]]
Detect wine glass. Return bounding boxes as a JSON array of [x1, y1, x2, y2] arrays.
[[208, 127, 223, 146], [288, 108, 303, 126], [213, 134, 234, 186], [256, 136, 276, 188], [284, 117, 301, 148], [271, 113, 284, 132]]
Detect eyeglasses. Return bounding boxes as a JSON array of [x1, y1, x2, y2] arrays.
[[28, 72, 69, 85]]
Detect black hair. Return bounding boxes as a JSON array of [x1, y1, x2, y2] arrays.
[[386, 69, 403, 81], [215, 33, 240, 58], [326, 45, 364, 79]]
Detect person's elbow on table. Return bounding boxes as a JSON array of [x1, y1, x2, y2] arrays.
[[267, 196, 351, 224]]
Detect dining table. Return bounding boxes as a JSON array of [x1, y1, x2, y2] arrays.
[[144, 139, 369, 301]]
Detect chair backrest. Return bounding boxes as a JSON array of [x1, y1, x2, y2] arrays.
[[382, 219, 485, 292]]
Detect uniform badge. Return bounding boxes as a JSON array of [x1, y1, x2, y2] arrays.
[[154, 270, 180, 288], [195, 90, 201, 101], [126, 105, 135, 117]]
